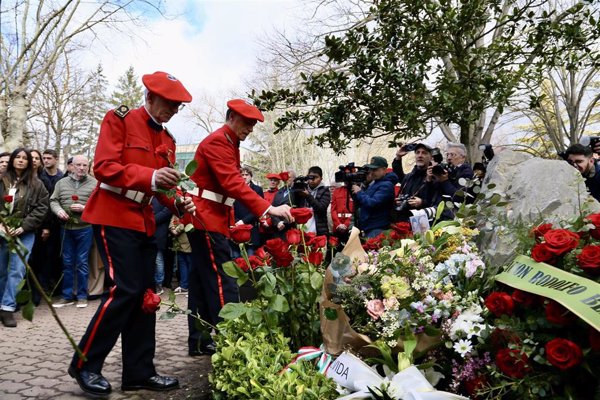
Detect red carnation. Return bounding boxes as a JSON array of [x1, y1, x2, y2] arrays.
[[545, 300, 576, 326], [286, 229, 302, 245], [291, 208, 313, 224], [71, 194, 79, 201], [531, 223, 552, 239], [309, 235, 327, 249], [531, 243, 556, 263], [495, 349, 531, 378], [577, 245, 600, 275], [3, 195, 13, 203], [304, 251, 324, 265], [484, 292, 514, 317], [543, 229, 580, 256], [141, 288, 161, 313], [229, 224, 253, 243], [545, 338, 583, 370], [586, 213, 600, 239]]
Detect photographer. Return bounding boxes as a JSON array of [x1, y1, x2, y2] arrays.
[[351, 156, 398, 238], [295, 166, 330, 236], [393, 143, 437, 221], [271, 170, 297, 236], [565, 144, 600, 201], [432, 142, 474, 204]]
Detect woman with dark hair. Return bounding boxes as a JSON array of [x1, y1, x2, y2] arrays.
[[30, 149, 43, 176], [0, 148, 49, 327]]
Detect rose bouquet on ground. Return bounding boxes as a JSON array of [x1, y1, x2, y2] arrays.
[[465, 214, 600, 399]]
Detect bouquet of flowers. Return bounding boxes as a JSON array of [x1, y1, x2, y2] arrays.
[[321, 221, 492, 364], [463, 214, 600, 399]]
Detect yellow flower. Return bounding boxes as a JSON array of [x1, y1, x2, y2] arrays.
[[381, 276, 412, 300]]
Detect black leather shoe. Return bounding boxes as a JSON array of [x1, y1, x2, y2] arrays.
[[189, 341, 216, 356], [68, 366, 112, 396], [121, 374, 179, 391]]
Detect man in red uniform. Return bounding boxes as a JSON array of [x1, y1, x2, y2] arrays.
[[331, 183, 355, 244], [263, 173, 281, 204], [187, 99, 292, 356], [68, 71, 195, 396]]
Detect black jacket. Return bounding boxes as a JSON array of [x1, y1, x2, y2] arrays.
[[296, 184, 331, 236], [152, 197, 172, 250], [233, 181, 264, 246]]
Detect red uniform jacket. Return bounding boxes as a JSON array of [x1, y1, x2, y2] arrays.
[[190, 125, 270, 237], [264, 188, 278, 204], [331, 186, 355, 230], [82, 106, 177, 236]]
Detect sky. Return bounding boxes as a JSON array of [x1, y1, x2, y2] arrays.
[[79, 0, 303, 144]]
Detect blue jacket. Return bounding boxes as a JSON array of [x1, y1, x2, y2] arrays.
[[355, 172, 399, 232], [585, 162, 600, 202]]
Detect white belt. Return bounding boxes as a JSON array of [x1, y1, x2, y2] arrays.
[[99, 183, 153, 205], [337, 213, 352, 218], [200, 189, 235, 207]]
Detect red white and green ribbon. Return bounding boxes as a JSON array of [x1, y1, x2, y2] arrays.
[[282, 345, 333, 374]]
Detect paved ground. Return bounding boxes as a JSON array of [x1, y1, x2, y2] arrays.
[[0, 293, 212, 400]]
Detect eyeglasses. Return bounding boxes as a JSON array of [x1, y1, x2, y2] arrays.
[[165, 99, 185, 111]]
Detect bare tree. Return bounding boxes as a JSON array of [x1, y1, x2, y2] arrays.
[[0, 0, 165, 151]]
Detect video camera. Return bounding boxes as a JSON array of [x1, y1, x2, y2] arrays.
[[395, 194, 411, 213], [334, 163, 368, 185], [292, 176, 311, 191], [479, 144, 495, 166]]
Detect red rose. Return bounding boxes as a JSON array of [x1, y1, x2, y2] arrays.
[[3, 195, 13, 203], [328, 236, 339, 247], [495, 349, 531, 378], [531, 243, 556, 263], [291, 208, 313, 224], [309, 235, 327, 249], [229, 224, 253, 243], [531, 223, 552, 239], [589, 329, 600, 352], [279, 171, 289, 182], [577, 245, 600, 275], [545, 300, 576, 326], [464, 375, 487, 398], [286, 229, 302, 245], [265, 238, 288, 255], [362, 234, 384, 251], [248, 255, 264, 270], [545, 338, 583, 370], [155, 144, 174, 164], [485, 292, 515, 317], [304, 232, 316, 241], [273, 251, 294, 267], [543, 229, 580, 256], [587, 213, 600, 239], [71, 194, 79, 201], [234, 257, 249, 272], [391, 222, 412, 236], [511, 289, 540, 308], [304, 251, 324, 265], [141, 288, 161, 313], [255, 246, 269, 261]]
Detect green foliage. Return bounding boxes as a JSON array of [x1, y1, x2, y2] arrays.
[[210, 313, 338, 400], [255, 0, 600, 155], [109, 66, 144, 109]]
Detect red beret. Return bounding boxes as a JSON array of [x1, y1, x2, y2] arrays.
[[142, 71, 192, 103], [266, 173, 281, 180], [227, 99, 264, 122]]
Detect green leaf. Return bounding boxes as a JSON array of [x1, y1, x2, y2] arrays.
[[310, 271, 323, 290], [269, 294, 289, 312], [159, 311, 176, 320], [245, 307, 263, 324], [16, 289, 31, 304], [435, 201, 445, 221], [222, 261, 249, 286], [219, 303, 247, 320], [185, 159, 198, 176], [21, 301, 34, 322]]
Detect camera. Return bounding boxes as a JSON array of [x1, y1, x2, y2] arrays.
[[292, 176, 309, 191], [401, 143, 417, 152], [580, 136, 600, 150], [431, 147, 444, 164], [432, 162, 451, 176], [334, 163, 368, 184], [395, 194, 411, 212], [479, 144, 494, 163]]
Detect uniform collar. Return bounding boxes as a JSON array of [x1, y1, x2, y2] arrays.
[[142, 105, 164, 131], [221, 125, 240, 147]]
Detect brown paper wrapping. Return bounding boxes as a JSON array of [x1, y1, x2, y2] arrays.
[[320, 228, 440, 356]]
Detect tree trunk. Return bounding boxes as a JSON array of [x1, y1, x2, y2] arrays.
[[5, 89, 29, 152]]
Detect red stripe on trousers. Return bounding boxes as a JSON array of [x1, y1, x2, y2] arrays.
[[77, 226, 116, 369], [205, 233, 225, 307]]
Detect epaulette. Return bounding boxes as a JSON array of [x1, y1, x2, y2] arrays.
[[164, 127, 176, 143], [114, 105, 130, 118]]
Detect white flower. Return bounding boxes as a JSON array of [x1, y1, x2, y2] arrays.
[[453, 339, 473, 357]]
